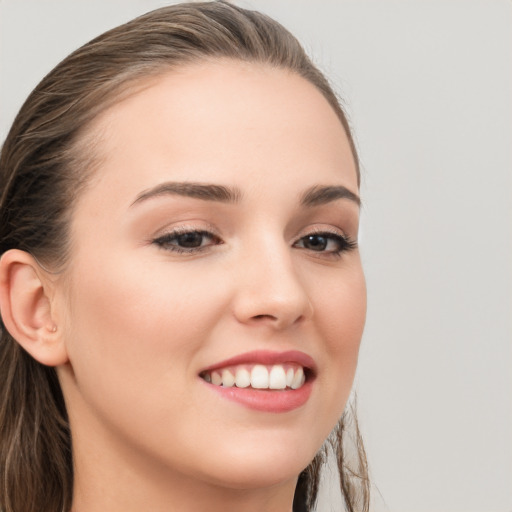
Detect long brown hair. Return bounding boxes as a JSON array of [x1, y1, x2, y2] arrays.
[[0, 2, 368, 511]]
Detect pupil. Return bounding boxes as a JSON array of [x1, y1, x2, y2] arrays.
[[178, 232, 203, 248], [305, 235, 327, 251]]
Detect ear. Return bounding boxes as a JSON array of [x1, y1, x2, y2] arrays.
[[0, 249, 68, 366]]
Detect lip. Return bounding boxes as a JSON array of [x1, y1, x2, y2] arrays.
[[200, 349, 317, 374], [199, 350, 316, 413]]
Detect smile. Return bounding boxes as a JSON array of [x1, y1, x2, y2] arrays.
[[198, 350, 316, 412], [200, 363, 306, 390]]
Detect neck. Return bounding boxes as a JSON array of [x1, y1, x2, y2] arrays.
[[69, 414, 297, 512], [72, 458, 297, 512]]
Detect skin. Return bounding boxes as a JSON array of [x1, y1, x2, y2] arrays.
[[41, 61, 365, 512]]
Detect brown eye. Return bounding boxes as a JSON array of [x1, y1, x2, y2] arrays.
[[302, 235, 328, 251], [294, 232, 357, 256], [175, 232, 204, 248], [153, 230, 221, 253]]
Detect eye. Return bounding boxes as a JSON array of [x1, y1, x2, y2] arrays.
[[152, 229, 222, 253], [294, 231, 357, 256]]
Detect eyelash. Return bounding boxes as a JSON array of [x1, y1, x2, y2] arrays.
[[152, 227, 357, 257], [152, 228, 221, 254], [293, 229, 358, 258]]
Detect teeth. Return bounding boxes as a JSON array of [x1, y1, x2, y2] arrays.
[[211, 371, 222, 386], [269, 365, 287, 389], [203, 364, 307, 390], [251, 365, 269, 389], [285, 368, 294, 387], [235, 368, 251, 388], [221, 369, 235, 388], [291, 367, 305, 390]]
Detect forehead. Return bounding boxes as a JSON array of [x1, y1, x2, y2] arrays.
[[81, 60, 358, 202]]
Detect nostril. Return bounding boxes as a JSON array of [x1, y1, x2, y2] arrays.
[[248, 312, 306, 330], [253, 314, 276, 320]]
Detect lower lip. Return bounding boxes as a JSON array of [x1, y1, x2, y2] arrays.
[[202, 379, 313, 413]]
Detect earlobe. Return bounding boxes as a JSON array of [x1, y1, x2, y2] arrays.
[[0, 249, 68, 366]]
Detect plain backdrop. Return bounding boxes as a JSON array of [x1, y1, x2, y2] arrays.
[[1, 1, 511, 511]]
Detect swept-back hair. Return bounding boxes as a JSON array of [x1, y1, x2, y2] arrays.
[[0, 2, 368, 511]]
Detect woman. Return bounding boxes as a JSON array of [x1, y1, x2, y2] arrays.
[[0, 2, 369, 511]]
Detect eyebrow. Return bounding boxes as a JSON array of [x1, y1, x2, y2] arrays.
[[299, 185, 360, 207], [130, 181, 360, 208], [131, 181, 242, 206]]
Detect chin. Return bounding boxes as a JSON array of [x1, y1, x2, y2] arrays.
[[204, 461, 305, 491], [193, 437, 318, 490]]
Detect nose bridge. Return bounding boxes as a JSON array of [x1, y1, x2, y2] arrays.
[[232, 228, 313, 328]]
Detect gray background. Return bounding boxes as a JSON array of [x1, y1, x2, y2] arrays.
[[1, 1, 511, 511]]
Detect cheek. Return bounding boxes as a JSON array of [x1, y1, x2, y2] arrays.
[[62, 253, 230, 403], [60, 253, 239, 469], [313, 259, 366, 341], [310, 262, 366, 404]]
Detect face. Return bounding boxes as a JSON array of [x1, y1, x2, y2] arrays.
[[56, 61, 366, 491]]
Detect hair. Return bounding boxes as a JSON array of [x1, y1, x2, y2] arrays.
[[0, 2, 368, 511]]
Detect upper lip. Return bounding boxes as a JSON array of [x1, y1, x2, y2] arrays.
[[199, 350, 317, 375]]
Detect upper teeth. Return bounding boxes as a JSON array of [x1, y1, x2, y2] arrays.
[[202, 364, 306, 390]]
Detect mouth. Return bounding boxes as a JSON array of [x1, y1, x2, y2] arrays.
[[200, 363, 308, 390], [198, 350, 316, 412]]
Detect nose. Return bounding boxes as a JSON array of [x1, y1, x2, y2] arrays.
[[232, 238, 313, 330]]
